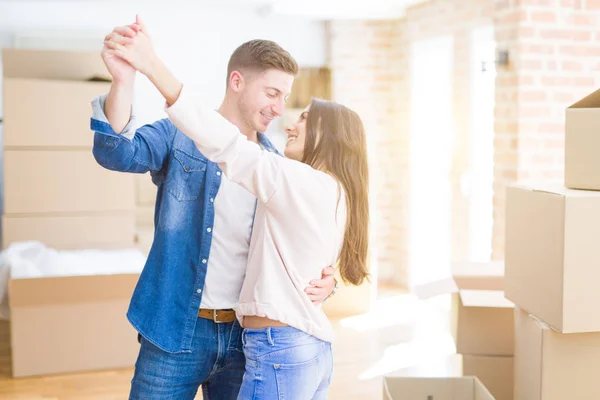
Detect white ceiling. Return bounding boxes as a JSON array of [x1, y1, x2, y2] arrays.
[[260, 0, 428, 19], [0, 0, 428, 20]]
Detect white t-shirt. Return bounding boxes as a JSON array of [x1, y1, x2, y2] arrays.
[[199, 174, 256, 309]]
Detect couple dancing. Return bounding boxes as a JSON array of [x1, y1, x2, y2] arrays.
[[92, 16, 369, 400]]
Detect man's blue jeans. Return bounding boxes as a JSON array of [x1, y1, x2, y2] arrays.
[[129, 317, 245, 399]]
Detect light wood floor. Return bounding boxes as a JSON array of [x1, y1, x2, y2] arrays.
[[0, 292, 459, 399]]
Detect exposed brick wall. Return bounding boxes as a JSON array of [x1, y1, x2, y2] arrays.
[[329, 20, 408, 287], [492, 0, 600, 258], [492, 0, 521, 261], [329, 1, 493, 287], [330, 0, 600, 287]]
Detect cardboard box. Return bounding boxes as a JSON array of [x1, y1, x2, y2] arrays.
[[4, 150, 135, 214], [414, 261, 505, 299], [514, 307, 600, 400], [2, 48, 111, 148], [2, 212, 135, 250], [415, 264, 510, 355], [2, 48, 110, 81], [9, 273, 140, 377], [565, 88, 600, 190], [505, 185, 600, 333], [463, 355, 513, 400], [383, 376, 495, 400], [455, 290, 514, 356], [135, 174, 157, 206], [3, 79, 110, 148]]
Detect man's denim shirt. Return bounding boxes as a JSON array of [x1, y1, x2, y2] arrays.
[[90, 95, 279, 353]]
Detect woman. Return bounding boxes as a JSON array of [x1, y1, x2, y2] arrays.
[[105, 17, 369, 399]]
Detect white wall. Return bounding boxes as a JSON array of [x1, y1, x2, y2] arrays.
[[0, 1, 327, 130]]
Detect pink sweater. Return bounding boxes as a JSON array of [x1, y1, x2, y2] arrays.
[[166, 87, 346, 342]]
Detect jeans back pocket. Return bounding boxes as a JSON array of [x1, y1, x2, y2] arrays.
[[273, 347, 323, 400]]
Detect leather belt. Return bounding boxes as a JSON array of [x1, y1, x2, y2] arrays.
[[198, 308, 236, 323]]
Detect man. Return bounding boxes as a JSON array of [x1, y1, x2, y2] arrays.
[[91, 22, 337, 400]]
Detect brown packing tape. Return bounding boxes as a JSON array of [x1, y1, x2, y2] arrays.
[[9, 273, 139, 307]]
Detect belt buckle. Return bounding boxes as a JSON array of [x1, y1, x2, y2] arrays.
[[213, 310, 223, 324]]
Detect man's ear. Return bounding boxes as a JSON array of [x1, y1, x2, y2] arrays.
[[229, 70, 245, 93]]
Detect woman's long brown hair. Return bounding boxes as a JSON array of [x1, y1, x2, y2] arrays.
[[302, 99, 369, 286]]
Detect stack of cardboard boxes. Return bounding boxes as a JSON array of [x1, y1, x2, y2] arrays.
[[2, 48, 140, 377], [455, 288, 514, 400], [414, 261, 514, 400], [1, 48, 136, 250], [505, 88, 600, 399]]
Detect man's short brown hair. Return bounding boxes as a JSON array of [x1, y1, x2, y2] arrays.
[[226, 39, 298, 87]]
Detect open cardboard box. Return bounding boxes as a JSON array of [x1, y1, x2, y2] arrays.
[[455, 290, 514, 356], [414, 261, 504, 299], [9, 272, 140, 377], [383, 376, 495, 400], [414, 262, 510, 356]]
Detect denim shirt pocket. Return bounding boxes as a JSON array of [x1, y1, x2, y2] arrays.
[[165, 149, 208, 201]]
